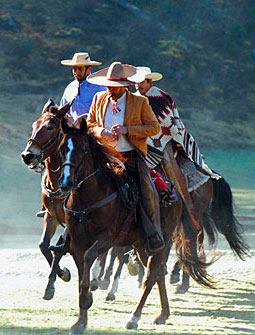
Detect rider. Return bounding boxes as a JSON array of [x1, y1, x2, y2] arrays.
[[134, 66, 218, 186], [36, 52, 106, 217], [86, 61, 165, 255], [60, 52, 106, 121]]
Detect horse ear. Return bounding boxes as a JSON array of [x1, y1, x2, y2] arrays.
[[74, 115, 88, 133], [80, 118, 88, 133], [57, 99, 74, 118], [42, 98, 55, 114], [60, 116, 71, 134]]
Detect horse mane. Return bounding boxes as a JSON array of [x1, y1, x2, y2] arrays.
[[87, 132, 126, 179]]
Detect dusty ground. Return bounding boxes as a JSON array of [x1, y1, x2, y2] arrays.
[[0, 232, 255, 335]]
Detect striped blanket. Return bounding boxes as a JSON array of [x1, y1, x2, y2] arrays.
[[143, 86, 216, 177]]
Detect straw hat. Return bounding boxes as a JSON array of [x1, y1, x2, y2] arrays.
[[86, 61, 145, 87], [136, 66, 163, 82], [61, 52, 102, 66]]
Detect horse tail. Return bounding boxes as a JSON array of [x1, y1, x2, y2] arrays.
[[175, 204, 216, 289], [208, 176, 249, 260]]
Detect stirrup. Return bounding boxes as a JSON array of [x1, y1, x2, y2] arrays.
[[35, 210, 46, 218]]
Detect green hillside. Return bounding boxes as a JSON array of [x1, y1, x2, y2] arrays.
[[1, 0, 255, 150]]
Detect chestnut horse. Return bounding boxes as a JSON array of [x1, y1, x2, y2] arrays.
[[20, 99, 74, 299], [58, 117, 213, 334]]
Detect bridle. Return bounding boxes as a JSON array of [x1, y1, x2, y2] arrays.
[[27, 113, 62, 171], [59, 145, 99, 190]]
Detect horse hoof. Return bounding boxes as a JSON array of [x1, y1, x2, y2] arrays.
[[154, 314, 168, 324], [174, 285, 189, 294], [126, 320, 138, 330], [59, 267, 71, 282], [90, 279, 99, 291], [170, 274, 180, 284], [43, 288, 55, 300], [99, 279, 110, 290], [69, 321, 86, 335], [105, 293, 115, 301]]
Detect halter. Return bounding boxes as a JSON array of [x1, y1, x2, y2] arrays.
[[26, 113, 62, 172], [27, 114, 61, 155], [59, 148, 95, 189]]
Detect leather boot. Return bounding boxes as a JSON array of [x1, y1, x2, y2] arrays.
[[137, 202, 165, 255]]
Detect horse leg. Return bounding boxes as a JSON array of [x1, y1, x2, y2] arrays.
[[43, 231, 71, 300], [69, 246, 88, 335], [175, 270, 190, 294], [90, 252, 107, 291], [170, 259, 181, 284], [100, 247, 117, 290], [137, 261, 145, 288], [105, 253, 125, 301], [126, 252, 165, 329], [73, 241, 109, 335], [154, 270, 170, 324]]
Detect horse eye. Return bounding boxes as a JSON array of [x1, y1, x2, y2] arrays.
[[47, 126, 54, 131]]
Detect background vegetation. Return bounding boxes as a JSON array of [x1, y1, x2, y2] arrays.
[[1, 0, 255, 148]]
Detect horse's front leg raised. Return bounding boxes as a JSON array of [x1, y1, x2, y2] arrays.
[[40, 215, 70, 300]]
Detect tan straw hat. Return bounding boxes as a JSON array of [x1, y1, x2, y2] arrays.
[[61, 52, 102, 66], [86, 61, 145, 87], [136, 66, 163, 82]]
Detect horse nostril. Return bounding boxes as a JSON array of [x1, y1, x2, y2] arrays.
[[21, 152, 35, 165]]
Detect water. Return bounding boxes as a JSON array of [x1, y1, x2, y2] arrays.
[[203, 148, 255, 189]]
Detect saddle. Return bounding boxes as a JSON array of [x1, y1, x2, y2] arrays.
[[115, 172, 140, 210]]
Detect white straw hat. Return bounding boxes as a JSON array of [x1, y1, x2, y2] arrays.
[[136, 66, 163, 82], [61, 52, 102, 66], [87, 62, 145, 87]]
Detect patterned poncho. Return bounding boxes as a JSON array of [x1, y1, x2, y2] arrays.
[[142, 86, 213, 175]]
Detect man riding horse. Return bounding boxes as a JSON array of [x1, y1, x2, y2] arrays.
[[86, 61, 165, 255], [134, 66, 220, 222]]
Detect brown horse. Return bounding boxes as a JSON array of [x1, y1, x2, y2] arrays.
[[58, 117, 213, 334], [20, 99, 73, 299]]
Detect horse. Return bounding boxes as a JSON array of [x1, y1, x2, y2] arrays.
[[57, 117, 214, 334], [21, 99, 248, 302], [20, 99, 74, 300]]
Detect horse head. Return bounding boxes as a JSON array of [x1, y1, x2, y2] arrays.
[[58, 117, 91, 194], [20, 98, 73, 171]]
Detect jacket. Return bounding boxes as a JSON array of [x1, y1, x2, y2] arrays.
[[87, 90, 160, 156]]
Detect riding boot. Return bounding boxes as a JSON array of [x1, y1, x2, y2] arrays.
[[136, 160, 165, 255], [137, 202, 164, 255]]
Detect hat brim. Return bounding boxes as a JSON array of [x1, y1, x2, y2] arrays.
[[61, 60, 102, 66], [87, 67, 145, 87], [145, 72, 163, 81]]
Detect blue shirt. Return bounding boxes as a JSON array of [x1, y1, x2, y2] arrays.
[[60, 79, 106, 121]]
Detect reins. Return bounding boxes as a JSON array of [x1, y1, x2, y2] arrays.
[[63, 192, 118, 223]]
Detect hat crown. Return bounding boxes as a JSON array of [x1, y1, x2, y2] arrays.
[[137, 66, 152, 74], [72, 52, 91, 63], [106, 62, 136, 80]]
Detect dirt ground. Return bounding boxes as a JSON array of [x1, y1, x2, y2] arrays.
[[0, 231, 255, 335]]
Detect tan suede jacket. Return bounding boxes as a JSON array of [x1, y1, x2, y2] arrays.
[[87, 90, 160, 157]]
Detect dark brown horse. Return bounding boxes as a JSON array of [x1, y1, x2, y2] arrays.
[[58, 117, 213, 334], [20, 99, 73, 299]]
